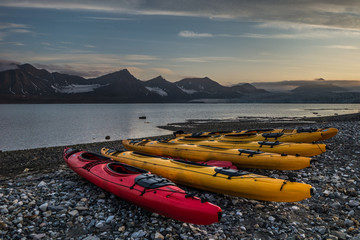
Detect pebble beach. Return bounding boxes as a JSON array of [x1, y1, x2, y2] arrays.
[[1, 113, 360, 240]]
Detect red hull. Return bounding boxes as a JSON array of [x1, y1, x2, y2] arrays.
[[63, 148, 221, 225]]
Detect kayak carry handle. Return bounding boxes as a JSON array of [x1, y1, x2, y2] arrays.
[[238, 149, 263, 157]]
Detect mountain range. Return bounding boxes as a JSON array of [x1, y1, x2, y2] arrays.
[[0, 63, 266, 103], [1, 63, 360, 103]]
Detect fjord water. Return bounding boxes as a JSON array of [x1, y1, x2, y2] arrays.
[[1, 103, 359, 151]]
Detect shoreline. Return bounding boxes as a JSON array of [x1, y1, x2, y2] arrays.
[[1, 112, 360, 179], [1, 112, 360, 239]]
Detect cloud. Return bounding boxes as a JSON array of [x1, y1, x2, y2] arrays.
[[0, 22, 33, 41], [0, 51, 159, 77], [2, 1, 360, 31], [151, 68, 175, 75], [34, 63, 106, 77], [0, 41, 24, 46], [325, 45, 359, 50], [124, 54, 157, 61], [84, 16, 134, 21], [175, 56, 238, 63], [84, 44, 95, 48], [9, 29, 32, 33], [0, 22, 29, 30], [0, 59, 20, 72], [178, 30, 213, 38]]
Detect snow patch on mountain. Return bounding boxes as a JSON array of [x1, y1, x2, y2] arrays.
[[145, 87, 168, 96], [52, 84, 104, 94], [177, 86, 198, 94]]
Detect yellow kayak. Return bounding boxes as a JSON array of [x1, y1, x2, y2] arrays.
[[101, 148, 313, 202], [122, 139, 313, 170], [170, 138, 326, 157], [174, 127, 338, 142]]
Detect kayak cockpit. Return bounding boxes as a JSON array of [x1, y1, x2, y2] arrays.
[[79, 152, 111, 162], [106, 162, 148, 175]]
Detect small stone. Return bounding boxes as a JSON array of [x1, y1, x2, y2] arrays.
[[1, 208, 8, 214], [39, 203, 48, 212], [83, 235, 100, 240], [118, 226, 126, 232], [255, 204, 265, 209], [37, 181, 47, 187], [48, 205, 65, 212], [317, 226, 327, 235], [268, 216, 275, 221], [323, 190, 331, 196], [75, 206, 88, 211], [105, 215, 114, 223], [76, 216, 83, 223], [31, 233, 47, 239], [68, 210, 79, 217], [348, 200, 359, 207], [131, 230, 146, 238], [291, 206, 300, 211], [95, 220, 105, 229], [344, 219, 354, 227], [330, 202, 341, 209], [12, 217, 23, 224], [42, 211, 52, 217], [333, 231, 347, 240], [39, 222, 47, 228], [155, 232, 164, 240], [98, 192, 106, 198], [180, 234, 188, 239], [348, 210, 355, 216], [326, 235, 339, 240]]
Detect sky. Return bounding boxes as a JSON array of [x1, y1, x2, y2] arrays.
[[1, 0, 360, 85]]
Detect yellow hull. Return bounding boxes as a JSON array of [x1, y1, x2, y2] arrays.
[[170, 138, 326, 157], [101, 148, 312, 202], [122, 139, 313, 170], [174, 127, 338, 142]]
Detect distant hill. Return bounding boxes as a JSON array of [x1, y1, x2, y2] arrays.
[[251, 79, 360, 92], [175, 77, 245, 98], [0, 63, 267, 103], [291, 82, 346, 93], [230, 83, 268, 94]]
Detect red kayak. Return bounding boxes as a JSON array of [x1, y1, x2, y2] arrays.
[[63, 148, 222, 225]]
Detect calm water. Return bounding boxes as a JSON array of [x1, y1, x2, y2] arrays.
[[1, 103, 359, 151]]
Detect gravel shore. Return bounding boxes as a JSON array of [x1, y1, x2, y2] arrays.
[[1, 113, 360, 240]]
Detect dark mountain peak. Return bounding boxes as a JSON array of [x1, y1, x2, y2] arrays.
[[92, 68, 139, 85], [19, 63, 35, 70], [176, 77, 222, 88], [146, 75, 168, 84], [109, 69, 133, 78], [241, 83, 256, 89], [18, 63, 51, 78]]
